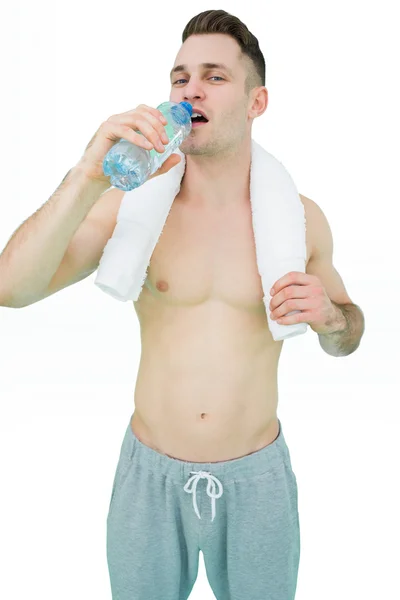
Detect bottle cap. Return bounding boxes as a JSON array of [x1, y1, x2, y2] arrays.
[[179, 101, 193, 116]]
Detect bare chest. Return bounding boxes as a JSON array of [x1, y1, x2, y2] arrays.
[[136, 197, 312, 312]]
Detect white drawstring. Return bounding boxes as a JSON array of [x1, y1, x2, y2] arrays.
[[184, 471, 224, 522]]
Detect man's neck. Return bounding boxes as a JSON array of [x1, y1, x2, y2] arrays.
[[178, 149, 251, 209]]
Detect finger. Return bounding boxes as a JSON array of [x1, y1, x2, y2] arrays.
[[271, 298, 311, 320], [110, 108, 169, 151], [136, 104, 168, 125], [119, 104, 167, 126], [271, 272, 313, 296], [131, 115, 168, 153], [269, 284, 308, 311], [273, 310, 312, 325]]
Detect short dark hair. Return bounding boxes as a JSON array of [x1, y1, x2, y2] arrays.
[[181, 10, 266, 95]]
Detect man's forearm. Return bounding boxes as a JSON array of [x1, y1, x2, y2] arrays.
[[318, 302, 365, 357], [0, 167, 109, 308]]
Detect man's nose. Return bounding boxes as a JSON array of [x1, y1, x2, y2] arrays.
[[184, 95, 201, 104], [183, 81, 205, 102]]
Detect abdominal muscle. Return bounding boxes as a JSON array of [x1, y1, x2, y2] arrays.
[[131, 301, 283, 463]]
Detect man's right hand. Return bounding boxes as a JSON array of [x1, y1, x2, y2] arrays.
[[76, 104, 181, 185]]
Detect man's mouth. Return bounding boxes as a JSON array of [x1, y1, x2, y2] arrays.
[[191, 111, 209, 127], [191, 119, 209, 128]]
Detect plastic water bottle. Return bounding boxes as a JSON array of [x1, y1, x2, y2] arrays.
[[102, 101, 193, 191]]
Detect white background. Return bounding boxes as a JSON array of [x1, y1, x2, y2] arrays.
[[1, 1, 399, 598]]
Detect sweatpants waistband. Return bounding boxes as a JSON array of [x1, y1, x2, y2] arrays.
[[119, 414, 293, 485]]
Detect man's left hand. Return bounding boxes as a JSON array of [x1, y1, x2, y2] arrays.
[[269, 271, 341, 335]]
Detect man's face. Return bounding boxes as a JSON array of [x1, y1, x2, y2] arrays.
[[169, 34, 251, 156]]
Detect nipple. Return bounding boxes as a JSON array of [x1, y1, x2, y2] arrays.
[[156, 280, 169, 292]]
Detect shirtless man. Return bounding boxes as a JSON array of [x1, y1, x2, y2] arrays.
[[0, 10, 365, 600]]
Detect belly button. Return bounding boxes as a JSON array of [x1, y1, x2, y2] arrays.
[[156, 280, 169, 292]]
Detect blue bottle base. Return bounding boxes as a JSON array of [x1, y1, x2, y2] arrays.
[[103, 142, 147, 191]]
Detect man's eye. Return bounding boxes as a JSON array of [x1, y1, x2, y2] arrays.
[[173, 76, 224, 84]]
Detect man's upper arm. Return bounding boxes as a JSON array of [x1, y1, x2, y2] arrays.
[[303, 195, 353, 305], [44, 186, 125, 299]]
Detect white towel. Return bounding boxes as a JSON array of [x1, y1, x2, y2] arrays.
[[95, 139, 308, 341]]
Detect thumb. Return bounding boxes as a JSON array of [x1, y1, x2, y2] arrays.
[[149, 153, 181, 179]]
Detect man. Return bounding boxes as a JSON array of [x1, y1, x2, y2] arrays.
[[107, 13, 364, 600], [0, 9, 365, 600]]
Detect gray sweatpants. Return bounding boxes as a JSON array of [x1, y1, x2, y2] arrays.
[[106, 414, 300, 600]]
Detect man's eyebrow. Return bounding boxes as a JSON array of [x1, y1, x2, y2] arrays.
[[169, 62, 234, 79]]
